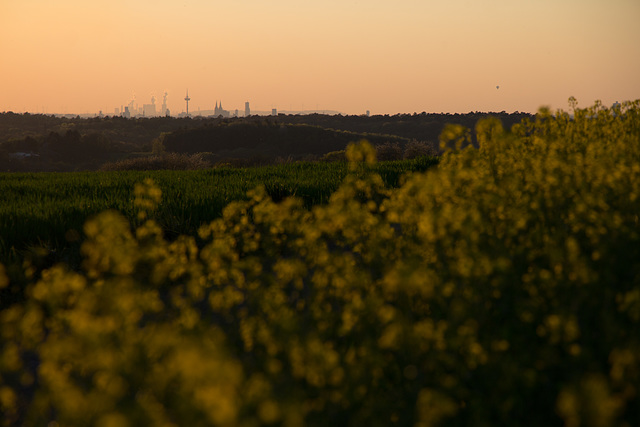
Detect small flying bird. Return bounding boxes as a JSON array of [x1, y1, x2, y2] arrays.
[[496, 85, 500, 89]]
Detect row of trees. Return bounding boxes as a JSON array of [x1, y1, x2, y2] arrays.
[[162, 121, 409, 159], [0, 130, 134, 172]]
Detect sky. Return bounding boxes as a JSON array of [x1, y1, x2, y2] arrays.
[[1, 0, 639, 116]]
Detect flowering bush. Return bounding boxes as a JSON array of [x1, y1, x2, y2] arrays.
[[1, 100, 639, 426]]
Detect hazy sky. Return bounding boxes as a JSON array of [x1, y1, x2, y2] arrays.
[[1, 0, 639, 115]]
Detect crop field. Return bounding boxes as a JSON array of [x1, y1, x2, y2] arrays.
[[0, 156, 437, 267], [1, 101, 639, 426]]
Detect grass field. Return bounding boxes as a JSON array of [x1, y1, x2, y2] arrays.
[[0, 155, 438, 268]]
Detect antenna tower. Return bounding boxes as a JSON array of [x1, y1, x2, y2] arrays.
[[184, 90, 191, 116]]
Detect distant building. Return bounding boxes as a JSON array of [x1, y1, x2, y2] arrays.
[[127, 100, 136, 117], [366, 110, 370, 117], [184, 90, 191, 116], [245, 102, 250, 117], [9, 152, 39, 159], [123, 107, 131, 118], [143, 104, 156, 116], [161, 92, 168, 117], [271, 108, 277, 116], [143, 96, 157, 117], [214, 101, 230, 118]]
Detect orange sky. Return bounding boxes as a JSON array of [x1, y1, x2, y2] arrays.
[[1, 0, 639, 115]]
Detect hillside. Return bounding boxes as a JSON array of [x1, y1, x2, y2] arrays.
[[161, 121, 407, 162], [0, 111, 532, 172]]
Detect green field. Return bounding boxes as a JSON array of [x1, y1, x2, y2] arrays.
[[1, 101, 639, 426], [0, 156, 438, 267]]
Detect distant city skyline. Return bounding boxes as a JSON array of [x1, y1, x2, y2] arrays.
[[71, 91, 343, 119], [1, 0, 639, 116], [0, 89, 343, 118], [6, 92, 344, 118]]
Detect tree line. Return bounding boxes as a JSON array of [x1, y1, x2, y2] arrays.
[[0, 111, 533, 172]]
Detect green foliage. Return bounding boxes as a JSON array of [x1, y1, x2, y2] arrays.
[[403, 139, 440, 159], [0, 158, 437, 284], [439, 123, 471, 151], [99, 153, 210, 171], [374, 141, 404, 161], [1, 100, 639, 426], [161, 121, 409, 161]]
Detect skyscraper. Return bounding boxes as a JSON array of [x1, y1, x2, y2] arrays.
[[161, 92, 168, 116], [245, 102, 250, 117], [142, 96, 156, 117]]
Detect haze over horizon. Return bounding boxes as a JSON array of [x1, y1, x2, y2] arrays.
[[1, 0, 639, 116]]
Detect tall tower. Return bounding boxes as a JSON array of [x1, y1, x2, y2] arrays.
[[161, 92, 168, 116], [184, 90, 191, 116]]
